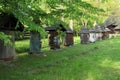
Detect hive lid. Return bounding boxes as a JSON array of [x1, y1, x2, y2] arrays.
[[80, 27, 89, 33]]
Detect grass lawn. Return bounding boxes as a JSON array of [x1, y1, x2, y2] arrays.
[[0, 37, 120, 80]]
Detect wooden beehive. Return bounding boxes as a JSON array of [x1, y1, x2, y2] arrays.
[[45, 23, 66, 50], [0, 12, 24, 61]]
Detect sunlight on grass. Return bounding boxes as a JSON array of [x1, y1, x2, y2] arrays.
[[74, 36, 80, 44], [18, 53, 28, 57], [112, 62, 120, 70], [100, 58, 112, 66], [15, 40, 30, 53], [100, 59, 120, 69], [1, 37, 120, 80], [86, 72, 94, 80]]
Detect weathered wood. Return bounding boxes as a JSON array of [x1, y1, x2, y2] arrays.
[[48, 31, 56, 49], [48, 31, 60, 50], [80, 22, 90, 44], [0, 31, 16, 61], [29, 31, 42, 54], [45, 23, 66, 50], [64, 30, 74, 46], [94, 21, 103, 41]]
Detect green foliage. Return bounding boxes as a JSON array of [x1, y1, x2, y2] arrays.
[[0, 0, 105, 25], [0, 0, 119, 41], [0, 32, 12, 45], [14, 31, 24, 40]]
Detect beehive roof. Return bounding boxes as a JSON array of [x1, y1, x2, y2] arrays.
[[0, 12, 24, 31]]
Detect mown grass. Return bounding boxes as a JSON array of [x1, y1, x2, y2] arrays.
[[15, 37, 80, 53], [0, 37, 120, 80]]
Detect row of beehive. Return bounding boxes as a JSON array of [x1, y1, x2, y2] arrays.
[[0, 13, 110, 62], [0, 22, 74, 62], [80, 25, 110, 44]]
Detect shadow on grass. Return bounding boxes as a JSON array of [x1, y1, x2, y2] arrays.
[[0, 37, 120, 80]]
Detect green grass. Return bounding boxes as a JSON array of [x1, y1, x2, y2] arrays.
[[15, 37, 80, 53], [0, 37, 120, 80], [15, 39, 30, 53]]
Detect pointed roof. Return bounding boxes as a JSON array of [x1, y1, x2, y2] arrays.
[[102, 16, 120, 29], [0, 12, 24, 31]]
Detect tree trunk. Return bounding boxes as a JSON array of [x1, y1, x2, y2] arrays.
[[69, 19, 74, 31]]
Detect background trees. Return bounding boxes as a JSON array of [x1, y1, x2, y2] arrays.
[[0, 0, 120, 39]]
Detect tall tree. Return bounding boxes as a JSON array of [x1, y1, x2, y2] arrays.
[[0, 0, 105, 36]]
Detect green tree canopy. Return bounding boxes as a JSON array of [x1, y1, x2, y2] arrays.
[[0, 0, 119, 39]]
